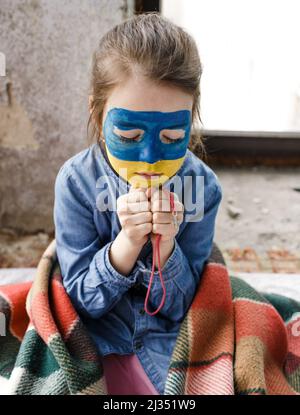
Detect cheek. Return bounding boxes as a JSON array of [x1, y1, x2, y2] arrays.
[[105, 131, 136, 159]]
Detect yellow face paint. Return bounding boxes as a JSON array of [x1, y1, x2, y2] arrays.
[[105, 145, 185, 188]]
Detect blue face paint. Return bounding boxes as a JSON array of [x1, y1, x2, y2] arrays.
[[103, 107, 191, 164]]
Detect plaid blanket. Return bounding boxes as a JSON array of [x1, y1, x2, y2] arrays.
[[0, 240, 299, 395]]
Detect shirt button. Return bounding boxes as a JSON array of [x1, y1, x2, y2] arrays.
[[139, 308, 145, 315]]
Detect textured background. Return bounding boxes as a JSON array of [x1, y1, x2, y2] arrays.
[[0, 0, 131, 233]]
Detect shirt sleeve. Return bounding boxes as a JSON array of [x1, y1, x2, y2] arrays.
[[54, 166, 140, 320], [136, 182, 223, 323]]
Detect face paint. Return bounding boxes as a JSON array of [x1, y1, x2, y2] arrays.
[[103, 107, 191, 187]]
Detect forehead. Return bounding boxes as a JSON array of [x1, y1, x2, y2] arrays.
[[106, 107, 191, 127], [102, 74, 193, 119]]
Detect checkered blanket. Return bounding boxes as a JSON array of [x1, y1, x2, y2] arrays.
[[0, 240, 299, 394]]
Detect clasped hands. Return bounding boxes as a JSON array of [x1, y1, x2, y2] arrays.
[[117, 186, 184, 249]]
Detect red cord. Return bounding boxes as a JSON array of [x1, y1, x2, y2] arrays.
[[144, 191, 175, 316]]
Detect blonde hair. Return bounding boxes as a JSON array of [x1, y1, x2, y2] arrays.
[[88, 12, 206, 159]]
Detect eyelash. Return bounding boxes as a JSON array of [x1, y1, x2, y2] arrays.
[[117, 134, 184, 143], [162, 135, 185, 143], [118, 135, 141, 142]]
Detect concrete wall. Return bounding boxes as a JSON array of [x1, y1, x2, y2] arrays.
[[0, 0, 132, 233]]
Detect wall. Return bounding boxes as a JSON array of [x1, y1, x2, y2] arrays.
[[0, 0, 131, 233]]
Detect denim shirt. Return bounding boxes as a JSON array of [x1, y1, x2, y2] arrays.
[[54, 142, 223, 394]]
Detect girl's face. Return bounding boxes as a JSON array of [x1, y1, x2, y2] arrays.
[[101, 73, 193, 188]]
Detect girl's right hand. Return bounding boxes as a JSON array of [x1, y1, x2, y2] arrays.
[[116, 186, 152, 247]]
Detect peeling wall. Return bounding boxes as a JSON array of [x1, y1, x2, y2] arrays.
[[0, 0, 131, 233]]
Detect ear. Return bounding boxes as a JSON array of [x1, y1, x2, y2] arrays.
[[88, 95, 94, 114]]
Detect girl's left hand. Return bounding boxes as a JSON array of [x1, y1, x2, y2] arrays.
[[146, 187, 184, 244]]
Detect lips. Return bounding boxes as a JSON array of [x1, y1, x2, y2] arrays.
[[136, 172, 162, 177]]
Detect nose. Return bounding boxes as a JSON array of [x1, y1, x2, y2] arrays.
[[139, 135, 161, 164], [139, 152, 158, 164]]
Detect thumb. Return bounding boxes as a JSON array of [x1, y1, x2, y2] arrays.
[[145, 186, 160, 199], [129, 184, 147, 193], [145, 187, 152, 199]]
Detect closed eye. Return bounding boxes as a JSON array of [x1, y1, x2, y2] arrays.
[[160, 129, 186, 144], [119, 134, 140, 141], [113, 126, 144, 142]]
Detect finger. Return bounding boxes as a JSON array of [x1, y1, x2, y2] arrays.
[[175, 212, 184, 224], [133, 222, 152, 235], [126, 222, 152, 240], [151, 198, 172, 212], [150, 187, 170, 201], [124, 211, 152, 225], [129, 185, 147, 193], [123, 200, 151, 213], [172, 201, 184, 213], [127, 189, 148, 203], [152, 223, 174, 235], [152, 212, 173, 224], [171, 213, 183, 231], [152, 211, 184, 224], [145, 186, 158, 199], [152, 188, 179, 201], [151, 199, 183, 213], [128, 185, 147, 197]]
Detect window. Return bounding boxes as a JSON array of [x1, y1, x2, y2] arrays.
[[162, 0, 300, 133]]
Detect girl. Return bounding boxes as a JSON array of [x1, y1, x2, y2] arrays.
[[54, 13, 222, 395]]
